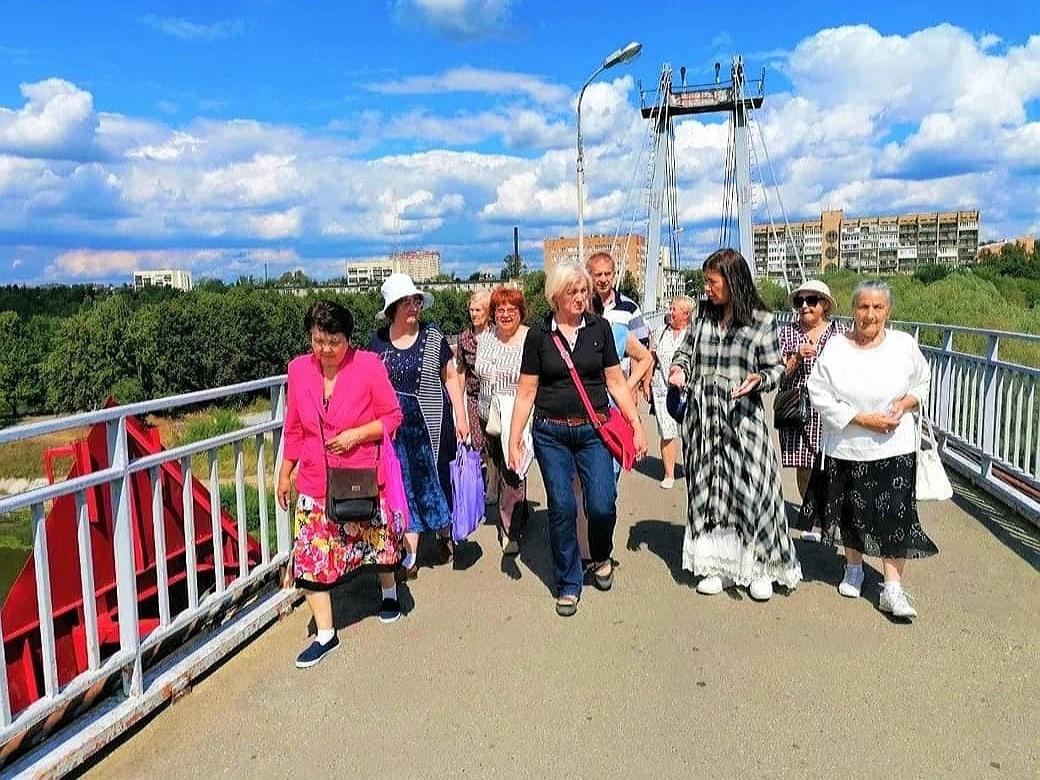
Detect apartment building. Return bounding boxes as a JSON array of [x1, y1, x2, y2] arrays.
[[753, 209, 980, 279], [344, 260, 397, 288], [543, 234, 648, 285], [390, 249, 440, 282], [132, 269, 193, 292]]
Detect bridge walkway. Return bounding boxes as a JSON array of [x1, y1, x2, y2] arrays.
[[84, 410, 1040, 779]]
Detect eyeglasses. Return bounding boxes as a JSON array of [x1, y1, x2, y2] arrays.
[[496, 306, 520, 315], [793, 295, 821, 308], [311, 335, 346, 349], [400, 295, 424, 308]]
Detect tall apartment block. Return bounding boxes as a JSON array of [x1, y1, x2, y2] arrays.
[[390, 249, 441, 282], [753, 209, 980, 279]]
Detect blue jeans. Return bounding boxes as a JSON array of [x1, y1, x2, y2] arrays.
[[532, 419, 618, 598]]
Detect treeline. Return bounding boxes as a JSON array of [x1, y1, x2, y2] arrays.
[[0, 276, 555, 418], [1, 245, 1038, 418]]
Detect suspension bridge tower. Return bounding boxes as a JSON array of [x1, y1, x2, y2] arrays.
[[640, 56, 764, 307]]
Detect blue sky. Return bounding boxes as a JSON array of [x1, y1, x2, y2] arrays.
[[1, 0, 1038, 284]]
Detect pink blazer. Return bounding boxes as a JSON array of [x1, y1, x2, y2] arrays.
[[283, 349, 403, 502]]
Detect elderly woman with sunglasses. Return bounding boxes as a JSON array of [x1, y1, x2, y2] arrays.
[[369, 273, 469, 578], [776, 280, 848, 522]]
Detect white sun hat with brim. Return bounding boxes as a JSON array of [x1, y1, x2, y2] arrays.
[[378, 273, 434, 318], [787, 279, 836, 311]]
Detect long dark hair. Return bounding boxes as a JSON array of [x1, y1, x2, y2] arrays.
[[702, 248, 766, 327]]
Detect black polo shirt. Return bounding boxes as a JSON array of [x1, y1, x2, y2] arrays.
[[520, 312, 620, 419]]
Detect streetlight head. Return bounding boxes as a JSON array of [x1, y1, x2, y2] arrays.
[[603, 41, 642, 70]]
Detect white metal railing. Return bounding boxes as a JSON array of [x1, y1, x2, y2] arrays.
[[0, 377, 293, 773], [646, 310, 1039, 521]]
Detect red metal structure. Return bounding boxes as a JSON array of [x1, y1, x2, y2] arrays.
[[1, 414, 260, 718]]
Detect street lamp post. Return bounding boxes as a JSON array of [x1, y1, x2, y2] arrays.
[[576, 41, 642, 265]]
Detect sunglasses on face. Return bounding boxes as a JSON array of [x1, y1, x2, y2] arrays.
[[793, 295, 821, 308]]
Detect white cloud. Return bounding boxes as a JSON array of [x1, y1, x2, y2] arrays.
[[139, 16, 245, 41], [11, 258, 22, 268], [395, 0, 512, 40], [0, 79, 99, 160], [370, 67, 569, 105], [249, 207, 303, 239]]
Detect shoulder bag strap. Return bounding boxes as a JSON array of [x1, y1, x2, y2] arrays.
[[549, 331, 603, 429]]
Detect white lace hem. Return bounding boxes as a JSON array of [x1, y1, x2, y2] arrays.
[[682, 526, 802, 589]]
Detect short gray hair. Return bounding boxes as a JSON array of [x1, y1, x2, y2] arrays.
[[851, 279, 895, 308], [467, 289, 490, 307], [545, 262, 592, 308]]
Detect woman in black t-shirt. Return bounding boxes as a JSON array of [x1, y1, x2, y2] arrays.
[[507, 263, 646, 617]]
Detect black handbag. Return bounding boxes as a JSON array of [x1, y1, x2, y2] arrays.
[[318, 403, 380, 525], [773, 386, 811, 429]]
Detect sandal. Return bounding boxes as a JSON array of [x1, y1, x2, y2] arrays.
[[593, 561, 614, 592], [555, 595, 579, 617]]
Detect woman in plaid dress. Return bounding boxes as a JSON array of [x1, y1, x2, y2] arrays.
[[776, 280, 848, 502], [668, 249, 801, 601]]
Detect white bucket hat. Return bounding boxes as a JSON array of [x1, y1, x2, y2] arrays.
[[378, 272, 433, 318], [788, 279, 836, 311]]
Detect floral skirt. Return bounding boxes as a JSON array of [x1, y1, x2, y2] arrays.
[[292, 494, 403, 590], [801, 453, 938, 560]]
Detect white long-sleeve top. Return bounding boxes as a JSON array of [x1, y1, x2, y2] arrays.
[[806, 329, 930, 462]]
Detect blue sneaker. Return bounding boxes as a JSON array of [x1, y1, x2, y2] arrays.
[[378, 598, 401, 623], [295, 635, 339, 669]]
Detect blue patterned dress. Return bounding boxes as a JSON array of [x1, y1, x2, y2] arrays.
[[370, 325, 454, 533]]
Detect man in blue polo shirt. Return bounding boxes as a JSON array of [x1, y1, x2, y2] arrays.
[[587, 251, 652, 401]]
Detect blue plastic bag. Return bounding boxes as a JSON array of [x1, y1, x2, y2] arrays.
[[450, 444, 485, 542]]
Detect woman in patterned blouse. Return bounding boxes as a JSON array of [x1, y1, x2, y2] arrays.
[[667, 248, 801, 602], [776, 279, 848, 542]]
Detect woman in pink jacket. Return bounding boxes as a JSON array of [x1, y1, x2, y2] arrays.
[[277, 300, 407, 669]]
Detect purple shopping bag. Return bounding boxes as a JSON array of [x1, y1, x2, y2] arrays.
[[450, 443, 485, 542]]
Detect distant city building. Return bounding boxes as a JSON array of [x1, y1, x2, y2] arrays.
[[978, 235, 1036, 257], [344, 259, 396, 288], [543, 234, 648, 288], [342, 249, 441, 290], [390, 249, 441, 282], [132, 269, 193, 292], [753, 209, 980, 279]]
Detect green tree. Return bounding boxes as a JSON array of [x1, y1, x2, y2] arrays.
[[501, 253, 525, 280], [618, 270, 640, 301]]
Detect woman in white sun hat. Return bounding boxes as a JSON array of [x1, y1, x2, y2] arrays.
[[369, 273, 469, 578], [776, 278, 847, 540]]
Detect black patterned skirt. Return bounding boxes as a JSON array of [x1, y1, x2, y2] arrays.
[[800, 453, 938, 560]]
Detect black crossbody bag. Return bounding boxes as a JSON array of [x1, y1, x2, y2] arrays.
[[318, 402, 381, 525]]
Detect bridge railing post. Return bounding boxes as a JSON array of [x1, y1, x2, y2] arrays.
[[935, 329, 955, 440], [979, 334, 1000, 480], [107, 414, 142, 696], [270, 383, 291, 566]]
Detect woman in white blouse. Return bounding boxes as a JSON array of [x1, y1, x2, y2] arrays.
[[804, 280, 938, 620], [650, 296, 695, 489], [475, 287, 530, 554]]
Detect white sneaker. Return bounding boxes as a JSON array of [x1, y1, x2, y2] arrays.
[[659, 477, 675, 489], [837, 565, 865, 598], [748, 578, 773, 601], [800, 530, 821, 543], [696, 575, 728, 595], [879, 586, 918, 618]]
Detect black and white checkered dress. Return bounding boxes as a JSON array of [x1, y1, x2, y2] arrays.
[[671, 310, 802, 588]]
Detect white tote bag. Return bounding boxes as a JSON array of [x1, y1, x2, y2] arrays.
[[916, 411, 953, 502]]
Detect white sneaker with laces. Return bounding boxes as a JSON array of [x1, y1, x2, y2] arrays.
[[748, 578, 773, 601], [879, 586, 918, 618], [659, 477, 675, 489], [837, 565, 865, 598], [696, 575, 729, 595]]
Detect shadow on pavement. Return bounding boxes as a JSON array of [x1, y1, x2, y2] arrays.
[[626, 519, 694, 587], [948, 475, 1040, 573]]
